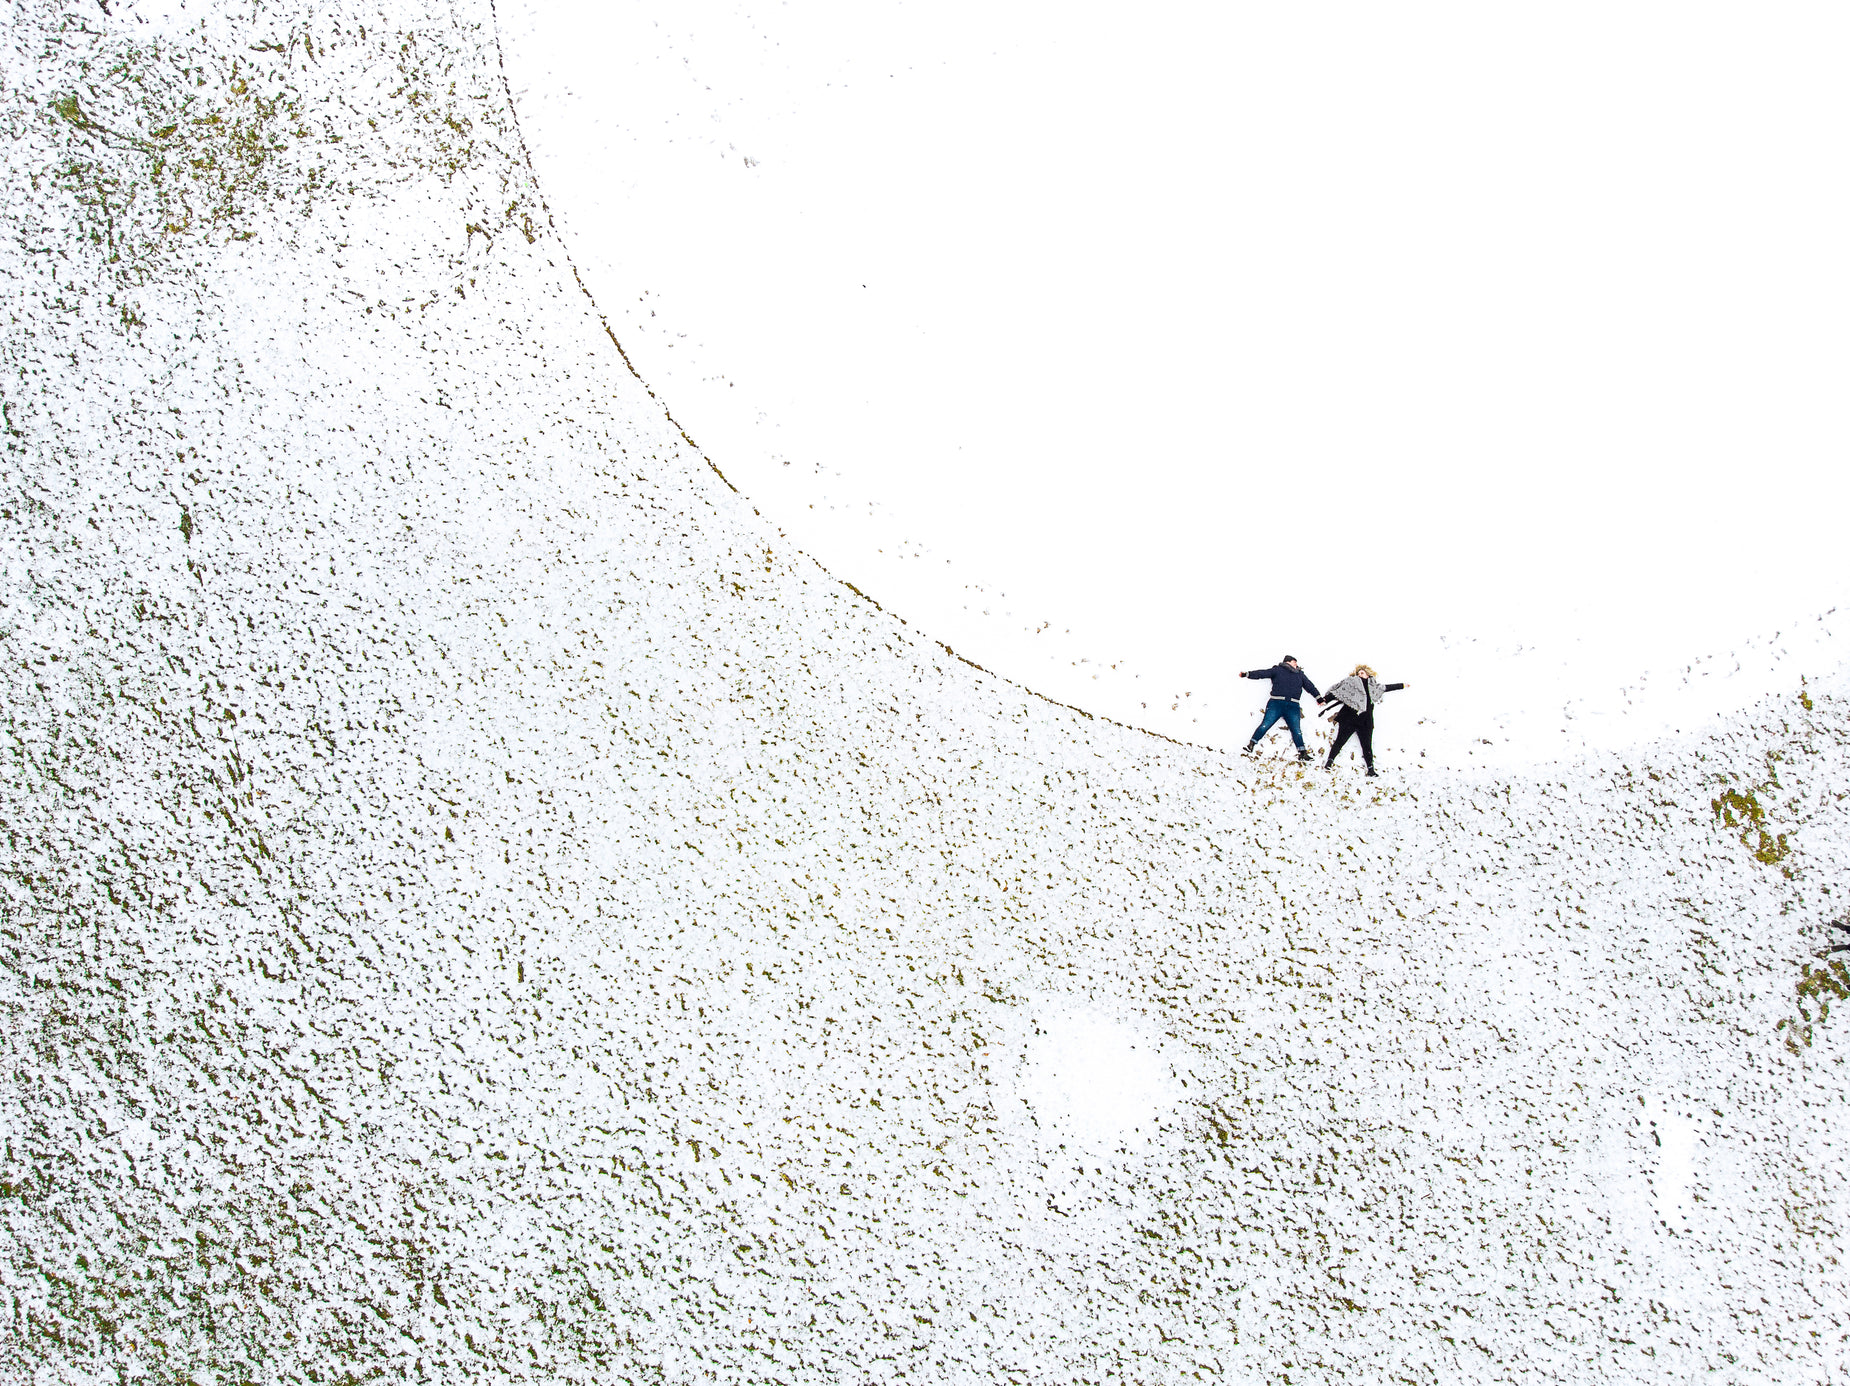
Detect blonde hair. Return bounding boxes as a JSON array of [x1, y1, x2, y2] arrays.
[[1352, 663, 1377, 678]]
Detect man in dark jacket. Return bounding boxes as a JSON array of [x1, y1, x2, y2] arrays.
[[1238, 656, 1320, 760]]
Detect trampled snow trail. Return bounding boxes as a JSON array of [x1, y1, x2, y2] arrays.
[[1, 2, 1846, 1383]]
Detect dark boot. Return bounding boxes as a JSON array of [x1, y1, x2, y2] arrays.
[[1296, 748, 1312, 762]]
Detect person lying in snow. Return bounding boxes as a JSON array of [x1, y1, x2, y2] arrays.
[[1238, 656, 1321, 761], [1317, 664, 1409, 777]]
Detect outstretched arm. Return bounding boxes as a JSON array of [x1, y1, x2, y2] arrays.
[[1384, 682, 1408, 692]]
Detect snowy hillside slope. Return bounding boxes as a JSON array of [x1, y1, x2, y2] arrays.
[[1, 2, 1846, 1383]]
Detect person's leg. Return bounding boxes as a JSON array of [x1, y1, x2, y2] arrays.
[[1281, 700, 1305, 750], [1250, 700, 1285, 746], [1325, 715, 1355, 767], [1358, 713, 1376, 771]]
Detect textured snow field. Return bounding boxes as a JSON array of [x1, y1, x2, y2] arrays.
[[2, 2, 1847, 1383]]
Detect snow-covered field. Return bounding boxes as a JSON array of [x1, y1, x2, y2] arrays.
[[493, 0, 1850, 757], [2, 2, 1846, 1383]]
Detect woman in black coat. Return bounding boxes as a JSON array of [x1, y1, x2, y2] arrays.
[[1316, 664, 1409, 777]]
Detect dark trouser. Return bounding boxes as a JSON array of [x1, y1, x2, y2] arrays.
[[1250, 698, 1305, 749], [1326, 708, 1375, 768]]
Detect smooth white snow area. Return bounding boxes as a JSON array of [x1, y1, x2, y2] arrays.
[[497, 0, 1850, 756], [3, 2, 1848, 1384], [1644, 1092, 1698, 1234], [1013, 1004, 1180, 1151]]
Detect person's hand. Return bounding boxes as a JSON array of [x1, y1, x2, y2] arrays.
[[1237, 671, 1247, 678]]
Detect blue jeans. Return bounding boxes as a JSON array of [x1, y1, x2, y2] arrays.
[[1251, 698, 1305, 749]]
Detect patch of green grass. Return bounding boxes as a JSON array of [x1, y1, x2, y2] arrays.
[[1780, 957, 1850, 1053], [42, 39, 310, 288], [30, 16, 539, 308], [1711, 785, 1790, 868]]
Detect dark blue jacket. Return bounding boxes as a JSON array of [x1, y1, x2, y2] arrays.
[[1244, 665, 1321, 701]]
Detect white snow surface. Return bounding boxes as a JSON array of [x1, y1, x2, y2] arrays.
[[490, 0, 1850, 758], [1, 3, 1847, 1384]]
